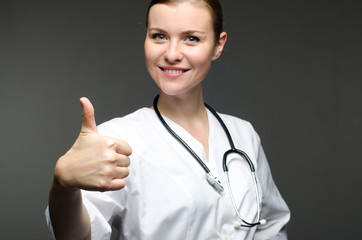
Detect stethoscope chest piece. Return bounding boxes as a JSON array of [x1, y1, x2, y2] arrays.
[[206, 172, 224, 192]]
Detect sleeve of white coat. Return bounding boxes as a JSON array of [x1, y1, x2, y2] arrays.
[[44, 120, 131, 240], [44, 189, 127, 240], [252, 131, 291, 240], [44, 206, 56, 240], [44, 193, 118, 240], [76, 122, 130, 240], [82, 189, 127, 240]]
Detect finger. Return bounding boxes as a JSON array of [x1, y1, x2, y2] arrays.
[[108, 178, 127, 190], [80, 97, 98, 133], [114, 166, 130, 179], [114, 154, 131, 168], [114, 139, 132, 156]]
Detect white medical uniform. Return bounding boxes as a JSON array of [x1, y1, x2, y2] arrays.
[[46, 107, 290, 240]]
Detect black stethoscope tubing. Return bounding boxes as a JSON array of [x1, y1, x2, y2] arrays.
[[153, 94, 265, 227], [204, 102, 256, 173], [153, 95, 211, 174], [153, 95, 255, 174]]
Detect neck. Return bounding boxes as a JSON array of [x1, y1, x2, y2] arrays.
[[154, 89, 210, 160], [156, 89, 206, 124]]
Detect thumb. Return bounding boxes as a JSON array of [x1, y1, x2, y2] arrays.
[[80, 97, 98, 133]]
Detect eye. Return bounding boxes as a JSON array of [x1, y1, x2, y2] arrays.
[[152, 33, 167, 41], [185, 35, 200, 44]]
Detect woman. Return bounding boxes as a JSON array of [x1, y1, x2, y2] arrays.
[[46, 0, 290, 239]]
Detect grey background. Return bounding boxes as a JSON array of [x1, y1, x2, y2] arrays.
[[0, 0, 361, 239]]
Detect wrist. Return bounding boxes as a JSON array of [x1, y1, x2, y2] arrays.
[[51, 177, 80, 194], [53, 154, 80, 192]]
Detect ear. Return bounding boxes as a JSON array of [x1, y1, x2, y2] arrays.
[[212, 32, 227, 60]]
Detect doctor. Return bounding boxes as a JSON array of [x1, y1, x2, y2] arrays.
[[46, 0, 290, 239]]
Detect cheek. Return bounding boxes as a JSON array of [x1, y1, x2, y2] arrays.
[[144, 43, 152, 65], [188, 48, 214, 69], [144, 41, 158, 66]]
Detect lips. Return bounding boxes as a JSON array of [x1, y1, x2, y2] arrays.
[[158, 66, 190, 79], [159, 66, 189, 76]]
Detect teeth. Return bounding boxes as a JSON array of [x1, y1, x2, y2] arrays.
[[164, 69, 184, 74]]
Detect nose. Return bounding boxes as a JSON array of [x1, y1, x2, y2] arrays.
[[164, 40, 183, 64]]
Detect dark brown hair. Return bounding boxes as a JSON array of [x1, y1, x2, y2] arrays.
[[146, 0, 223, 42]]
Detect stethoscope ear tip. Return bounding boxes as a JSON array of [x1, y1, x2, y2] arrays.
[[233, 219, 267, 228], [259, 219, 267, 225], [233, 222, 242, 228]]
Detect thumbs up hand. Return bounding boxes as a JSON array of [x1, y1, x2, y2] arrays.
[[54, 97, 132, 192]]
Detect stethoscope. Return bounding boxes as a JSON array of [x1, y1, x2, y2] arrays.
[[153, 95, 266, 228]]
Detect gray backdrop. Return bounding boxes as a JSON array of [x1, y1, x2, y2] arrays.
[[0, 0, 361, 239]]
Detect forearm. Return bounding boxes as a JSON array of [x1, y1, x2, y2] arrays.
[[49, 178, 91, 240], [46, 97, 131, 239]]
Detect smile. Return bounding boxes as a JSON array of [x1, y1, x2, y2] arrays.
[[159, 67, 189, 78]]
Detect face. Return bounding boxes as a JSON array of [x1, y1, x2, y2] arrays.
[[144, 2, 226, 97]]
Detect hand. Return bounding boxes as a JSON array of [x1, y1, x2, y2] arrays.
[[54, 97, 132, 192]]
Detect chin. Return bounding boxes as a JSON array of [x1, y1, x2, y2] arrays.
[[159, 87, 188, 97], [159, 83, 203, 98], [152, 72, 204, 97]]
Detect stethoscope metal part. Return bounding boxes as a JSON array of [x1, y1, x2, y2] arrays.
[[153, 95, 266, 228]]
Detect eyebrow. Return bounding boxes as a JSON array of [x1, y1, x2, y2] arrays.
[[148, 27, 207, 36]]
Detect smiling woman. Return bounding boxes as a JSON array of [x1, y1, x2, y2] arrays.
[[46, 1, 290, 239], [144, 2, 226, 98]]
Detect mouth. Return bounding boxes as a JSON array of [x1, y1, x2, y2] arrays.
[[159, 67, 189, 77]]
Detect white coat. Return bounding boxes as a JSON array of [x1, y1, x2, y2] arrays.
[[46, 107, 290, 240]]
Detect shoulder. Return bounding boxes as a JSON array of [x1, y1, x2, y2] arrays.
[[216, 111, 262, 149], [96, 108, 162, 156], [96, 108, 155, 140], [218, 112, 257, 136], [218, 112, 253, 130]]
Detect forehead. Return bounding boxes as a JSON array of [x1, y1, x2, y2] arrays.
[[148, 2, 213, 32]]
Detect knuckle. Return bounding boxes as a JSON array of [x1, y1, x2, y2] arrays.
[[122, 140, 132, 153], [101, 165, 114, 176], [117, 140, 133, 155], [97, 179, 109, 189], [99, 136, 114, 148], [119, 167, 130, 178], [102, 151, 116, 163], [105, 137, 118, 148], [118, 155, 131, 167], [123, 168, 130, 177]]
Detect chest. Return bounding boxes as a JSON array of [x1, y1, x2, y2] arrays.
[[121, 123, 259, 239]]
